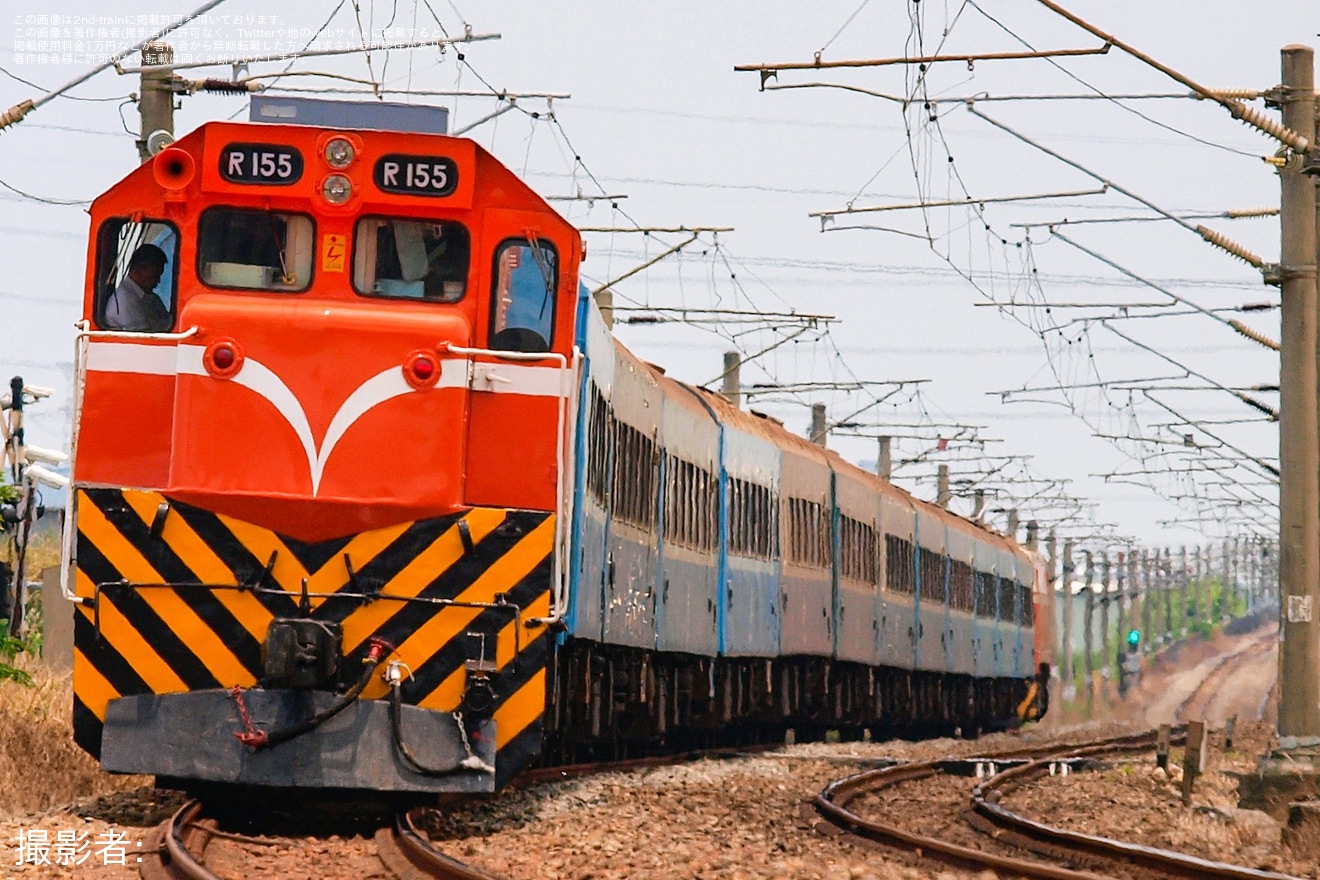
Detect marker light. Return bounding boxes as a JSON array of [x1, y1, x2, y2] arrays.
[[404, 350, 441, 389], [203, 339, 244, 378], [322, 174, 352, 205], [324, 137, 355, 169]]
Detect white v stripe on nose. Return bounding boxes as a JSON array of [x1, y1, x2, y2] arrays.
[[178, 346, 415, 495]]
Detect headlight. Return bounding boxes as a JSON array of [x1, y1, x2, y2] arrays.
[[324, 137, 355, 168], [322, 174, 352, 205]]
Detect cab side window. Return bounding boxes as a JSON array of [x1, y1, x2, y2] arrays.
[[490, 238, 556, 352], [353, 218, 469, 302], [95, 218, 179, 332]]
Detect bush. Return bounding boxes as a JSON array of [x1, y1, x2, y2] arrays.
[[0, 590, 44, 686], [0, 624, 34, 686]]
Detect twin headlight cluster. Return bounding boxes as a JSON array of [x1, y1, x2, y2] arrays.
[[321, 136, 355, 205]]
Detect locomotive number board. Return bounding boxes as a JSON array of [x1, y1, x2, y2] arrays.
[[374, 154, 459, 197], [219, 143, 304, 184]]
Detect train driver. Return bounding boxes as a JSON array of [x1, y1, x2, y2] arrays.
[[104, 244, 171, 332]]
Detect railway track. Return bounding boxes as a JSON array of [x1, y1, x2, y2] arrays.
[[137, 800, 499, 880], [138, 731, 1306, 880], [134, 746, 772, 879], [375, 810, 502, 880], [814, 729, 1308, 880], [1172, 631, 1276, 722], [138, 801, 219, 880]]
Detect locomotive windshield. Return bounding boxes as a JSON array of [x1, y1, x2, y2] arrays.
[[353, 217, 469, 302], [197, 207, 314, 291]]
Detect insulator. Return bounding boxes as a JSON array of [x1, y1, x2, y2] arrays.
[[1206, 89, 1262, 101], [0, 99, 34, 131], [1227, 100, 1309, 151], [1224, 207, 1277, 219], [1196, 224, 1263, 267], [200, 79, 251, 93], [1228, 319, 1280, 352], [1238, 393, 1278, 421]]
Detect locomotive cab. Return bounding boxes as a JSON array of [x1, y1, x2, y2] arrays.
[[69, 106, 580, 793]]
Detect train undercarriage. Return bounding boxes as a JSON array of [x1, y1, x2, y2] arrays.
[[543, 639, 1044, 765]]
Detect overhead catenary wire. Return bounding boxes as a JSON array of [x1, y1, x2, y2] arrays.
[[967, 0, 1282, 159], [1047, 231, 1276, 349], [0, 178, 89, 206], [1027, 0, 1309, 150], [810, 186, 1108, 221], [1139, 392, 1279, 481], [1011, 207, 1278, 228], [115, 34, 501, 75], [966, 105, 1265, 269], [855, 73, 1277, 530], [0, 65, 131, 103], [816, 0, 875, 58], [1100, 322, 1277, 419], [246, 83, 569, 99], [734, 44, 1113, 77], [0, 0, 231, 130]]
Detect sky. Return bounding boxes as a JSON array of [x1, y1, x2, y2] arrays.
[[1, 0, 1315, 552]]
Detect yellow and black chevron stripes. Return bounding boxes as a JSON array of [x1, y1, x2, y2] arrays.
[[72, 488, 553, 786]]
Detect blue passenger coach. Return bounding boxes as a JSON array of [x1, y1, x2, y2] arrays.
[[550, 293, 1048, 759]]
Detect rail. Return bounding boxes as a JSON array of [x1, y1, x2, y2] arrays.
[[972, 749, 1305, 880], [375, 809, 504, 880], [815, 729, 1310, 880], [138, 800, 221, 880]]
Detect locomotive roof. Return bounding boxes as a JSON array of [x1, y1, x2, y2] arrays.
[[90, 120, 580, 241]]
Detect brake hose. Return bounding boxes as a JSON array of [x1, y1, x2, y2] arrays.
[[234, 638, 393, 749], [387, 664, 494, 775]]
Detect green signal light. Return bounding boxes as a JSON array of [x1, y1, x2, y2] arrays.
[[1127, 629, 1140, 647]]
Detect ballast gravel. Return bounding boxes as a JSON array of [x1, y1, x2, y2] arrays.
[[1001, 720, 1318, 880], [3, 719, 1308, 879]]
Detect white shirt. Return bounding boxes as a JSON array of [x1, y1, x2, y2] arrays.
[[105, 276, 169, 332]]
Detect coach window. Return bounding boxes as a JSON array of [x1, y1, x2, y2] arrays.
[[94, 218, 179, 331], [491, 238, 556, 353], [975, 570, 996, 618], [886, 535, 915, 594], [196, 208, 313, 292], [354, 217, 469, 302]]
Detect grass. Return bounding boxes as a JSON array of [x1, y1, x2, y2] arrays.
[[1059, 575, 1256, 698], [21, 528, 63, 574], [0, 653, 145, 818], [0, 528, 148, 818]]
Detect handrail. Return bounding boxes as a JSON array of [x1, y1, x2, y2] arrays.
[[63, 332, 578, 623], [438, 343, 580, 627], [77, 325, 201, 342], [62, 323, 200, 602]]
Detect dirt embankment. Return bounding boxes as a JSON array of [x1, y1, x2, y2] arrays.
[[1116, 623, 1277, 727]]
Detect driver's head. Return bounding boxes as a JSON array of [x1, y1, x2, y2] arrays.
[[127, 244, 168, 292]]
